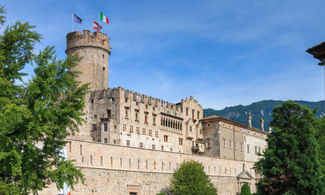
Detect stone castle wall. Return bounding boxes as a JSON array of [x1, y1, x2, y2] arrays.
[[66, 30, 110, 91], [55, 139, 259, 195]]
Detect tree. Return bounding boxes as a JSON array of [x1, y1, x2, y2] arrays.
[[314, 116, 325, 192], [255, 101, 324, 195], [170, 160, 217, 195], [240, 183, 251, 195], [0, 6, 87, 194]]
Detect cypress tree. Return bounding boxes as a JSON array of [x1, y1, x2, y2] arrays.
[[240, 183, 251, 195]]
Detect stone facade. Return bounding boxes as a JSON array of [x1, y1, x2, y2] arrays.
[[66, 30, 110, 91], [202, 116, 267, 162], [40, 30, 267, 195]]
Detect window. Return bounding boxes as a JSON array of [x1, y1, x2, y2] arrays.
[[101, 156, 103, 165], [155, 131, 159, 138], [123, 124, 126, 131], [223, 139, 226, 148], [126, 140, 130, 147], [90, 155, 93, 165], [152, 144, 155, 150], [197, 111, 200, 119], [104, 123, 108, 132], [206, 139, 211, 149], [192, 109, 194, 120], [130, 126, 133, 133], [149, 129, 152, 136], [164, 135, 168, 142], [104, 138, 108, 143], [161, 146, 164, 151], [229, 140, 232, 148], [140, 142, 143, 148], [240, 143, 243, 151], [142, 128, 146, 135], [179, 138, 183, 145], [153, 115, 156, 125], [125, 109, 128, 118], [92, 124, 97, 131], [136, 127, 140, 134], [80, 144, 82, 155], [186, 107, 189, 115], [135, 112, 139, 121], [144, 114, 148, 123], [125, 97, 128, 103], [107, 109, 111, 118], [247, 144, 250, 153], [234, 142, 237, 150], [189, 126, 192, 132]]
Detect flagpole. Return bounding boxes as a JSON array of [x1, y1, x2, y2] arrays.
[[72, 13, 73, 32]]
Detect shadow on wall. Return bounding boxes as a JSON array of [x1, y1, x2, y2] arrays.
[[158, 187, 173, 195]]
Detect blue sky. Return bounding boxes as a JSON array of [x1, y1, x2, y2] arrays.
[[2, 0, 325, 109]]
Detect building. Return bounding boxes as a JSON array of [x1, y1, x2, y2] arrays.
[[41, 30, 268, 195]]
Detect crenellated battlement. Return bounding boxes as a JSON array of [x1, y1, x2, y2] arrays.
[[66, 30, 110, 54]]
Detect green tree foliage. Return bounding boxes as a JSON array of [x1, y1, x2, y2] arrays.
[[170, 160, 217, 195], [0, 6, 87, 194], [255, 101, 324, 195], [240, 183, 251, 195], [314, 116, 325, 192]]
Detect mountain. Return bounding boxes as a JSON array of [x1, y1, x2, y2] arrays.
[[203, 100, 325, 131]]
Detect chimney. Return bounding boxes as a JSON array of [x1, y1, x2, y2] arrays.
[[260, 118, 264, 131], [248, 113, 252, 128]]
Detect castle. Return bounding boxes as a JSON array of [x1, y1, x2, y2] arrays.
[[41, 30, 268, 195]]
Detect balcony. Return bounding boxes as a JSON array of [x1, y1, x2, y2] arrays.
[[192, 143, 204, 154]]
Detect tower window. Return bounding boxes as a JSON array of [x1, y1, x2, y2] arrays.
[[102, 54, 105, 58], [103, 67, 105, 71]]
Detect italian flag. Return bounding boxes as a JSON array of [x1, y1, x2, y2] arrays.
[[100, 11, 109, 24]]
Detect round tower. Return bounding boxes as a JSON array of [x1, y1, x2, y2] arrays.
[[66, 30, 111, 90]]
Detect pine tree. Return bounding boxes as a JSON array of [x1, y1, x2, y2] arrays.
[[0, 6, 87, 194], [170, 160, 217, 195], [255, 101, 324, 194]]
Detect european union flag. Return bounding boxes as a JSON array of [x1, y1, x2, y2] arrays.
[[73, 13, 82, 24]]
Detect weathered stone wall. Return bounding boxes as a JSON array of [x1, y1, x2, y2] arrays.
[[58, 139, 258, 195], [66, 30, 110, 91], [202, 116, 267, 162], [67, 167, 251, 195]]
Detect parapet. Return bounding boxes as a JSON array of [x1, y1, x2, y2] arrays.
[[66, 30, 111, 54]]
